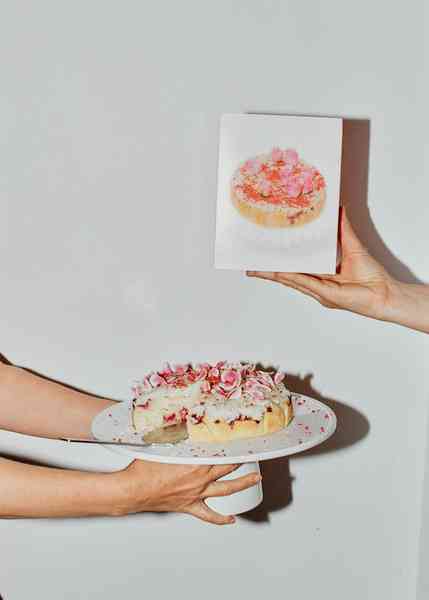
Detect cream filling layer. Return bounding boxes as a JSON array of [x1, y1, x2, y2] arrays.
[[133, 382, 291, 432]]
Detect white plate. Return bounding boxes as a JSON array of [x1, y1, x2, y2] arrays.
[[91, 393, 336, 465]]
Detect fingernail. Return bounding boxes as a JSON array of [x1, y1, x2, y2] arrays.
[[228, 517, 236, 524]]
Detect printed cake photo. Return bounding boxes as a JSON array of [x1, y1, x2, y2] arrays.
[[131, 362, 294, 443], [231, 147, 326, 228]]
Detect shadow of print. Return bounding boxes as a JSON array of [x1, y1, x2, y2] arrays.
[[340, 118, 422, 284]]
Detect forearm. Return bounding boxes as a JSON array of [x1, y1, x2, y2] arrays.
[[384, 282, 429, 333], [0, 456, 126, 518], [0, 364, 116, 439]]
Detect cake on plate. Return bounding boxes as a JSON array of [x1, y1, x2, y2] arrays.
[[131, 362, 294, 443], [231, 147, 326, 227]]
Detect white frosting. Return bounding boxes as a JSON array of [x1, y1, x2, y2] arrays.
[[134, 381, 202, 431], [204, 398, 241, 423], [136, 383, 290, 429], [238, 403, 266, 420], [135, 381, 201, 406], [189, 403, 206, 418]]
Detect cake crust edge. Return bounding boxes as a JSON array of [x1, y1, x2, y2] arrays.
[[231, 186, 325, 228], [187, 399, 293, 443]]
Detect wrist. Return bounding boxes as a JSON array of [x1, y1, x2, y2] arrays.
[[61, 471, 131, 518], [99, 471, 131, 516], [102, 465, 146, 517], [382, 281, 429, 333]]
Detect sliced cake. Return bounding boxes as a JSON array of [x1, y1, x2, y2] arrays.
[[132, 362, 293, 443]]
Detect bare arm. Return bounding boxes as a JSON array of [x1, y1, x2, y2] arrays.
[[0, 363, 260, 523], [385, 283, 429, 333], [0, 456, 259, 523], [0, 363, 116, 439], [0, 455, 120, 517]]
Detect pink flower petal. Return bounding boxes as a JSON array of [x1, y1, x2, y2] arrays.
[[220, 369, 242, 391], [207, 367, 220, 385], [201, 380, 211, 393], [194, 366, 209, 381], [228, 386, 242, 400], [242, 159, 261, 175], [302, 177, 314, 193], [213, 385, 229, 398], [244, 377, 260, 389], [149, 373, 166, 387], [279, 164, 293, 182], [274, 371, 285, 385], [285, 178, 302, 198], [159, 363, 174, 377], [271, 147, 283, 162], [259, 179, 272, 196], [186, 371, 197, 383], [131, 384, 142, 397], [283, 149, 299, 166], [255, 371, 275, 389]]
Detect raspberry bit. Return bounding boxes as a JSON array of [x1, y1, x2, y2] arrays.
[[163, 412, 176, 423]]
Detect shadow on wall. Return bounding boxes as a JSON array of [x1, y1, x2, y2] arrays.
[[340, 118, 421, 284], [240, 372, 370, 524]]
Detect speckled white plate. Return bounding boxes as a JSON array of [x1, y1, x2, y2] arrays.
[[91, 393, 336, 465]]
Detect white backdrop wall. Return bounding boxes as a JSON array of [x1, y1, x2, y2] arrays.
[[0, 2, 427, 600]]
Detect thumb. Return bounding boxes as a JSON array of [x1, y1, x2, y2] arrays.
[[185, 501, 236, 525], [340, 207, 367, 256]]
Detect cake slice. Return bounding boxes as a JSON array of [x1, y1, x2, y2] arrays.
[[131, 362, 294, 443]]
